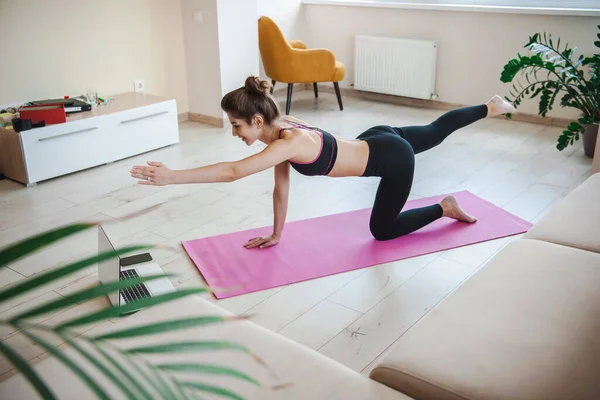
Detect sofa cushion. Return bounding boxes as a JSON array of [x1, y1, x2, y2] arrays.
[[0, 295, 411, 400], [525, 173, 600, 253], [369, 239, 600, 400]]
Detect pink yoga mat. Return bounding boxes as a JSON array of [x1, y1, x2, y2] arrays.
[[182, 191, 532, 299]]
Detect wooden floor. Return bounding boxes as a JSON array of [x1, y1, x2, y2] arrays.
[[0, 89, 593, 381]]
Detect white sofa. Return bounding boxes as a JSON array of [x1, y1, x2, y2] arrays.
[[0, 295, 411, 399], [369, 172, 600, 400], [2, 174, 599, 400]]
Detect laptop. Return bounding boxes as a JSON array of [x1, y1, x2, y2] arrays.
[[97, 225, 174, 311]]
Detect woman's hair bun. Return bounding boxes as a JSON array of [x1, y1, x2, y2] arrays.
[[221, 75, 281, 125], [244, 76, 271, 97]]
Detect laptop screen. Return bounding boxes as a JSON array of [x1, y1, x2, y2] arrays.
[[97, 225, 120, 306]]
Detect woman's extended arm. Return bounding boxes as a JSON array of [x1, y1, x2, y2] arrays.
[[130, 137, 299, 186], [244, 161, 290, 249], [272, 161, 290, 238]]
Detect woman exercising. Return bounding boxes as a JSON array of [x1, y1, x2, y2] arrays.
[[130, 76, 516, 249]]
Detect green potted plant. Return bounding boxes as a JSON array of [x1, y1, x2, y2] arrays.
[[500, 26, 600, 157], [0, 220, 280, 399]]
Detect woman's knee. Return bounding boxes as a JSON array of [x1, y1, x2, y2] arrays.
[[369, 223, 395, 241]]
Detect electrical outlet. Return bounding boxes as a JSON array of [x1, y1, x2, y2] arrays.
[[134, 80, 145, 93]]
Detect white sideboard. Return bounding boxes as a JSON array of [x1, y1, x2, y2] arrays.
[[0, 93, 179, 186]]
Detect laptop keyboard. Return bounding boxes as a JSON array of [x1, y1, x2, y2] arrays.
[[120, 269, 151, 304]]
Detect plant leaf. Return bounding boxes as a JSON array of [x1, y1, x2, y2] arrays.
[[92, 341, 163, 400], [113, 347, 179, 400], [179, 381, 244, 400], [21, 330, 111, 400], [93, 316, 230, 341], [0, 245, 152, 303], [10, 274, 173, 322], [595, 41, 600, 48], [530, 86, 545, 99], [59, 335, 141, 400], [157, 363, 260, 386], [568, 121, 583, 131], [56, 288, 207, 330], [127, 341, 250, 355], [0, 223, 93, 268], [186, 388, 208, 400], [0, 340, 57, 400], [539, 89, 553, 116], [557, 129, 576, 150], [170, 377, 189, 400]]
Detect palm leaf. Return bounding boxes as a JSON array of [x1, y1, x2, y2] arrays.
[[186, 389, 207, 400], [112, 347, 179, 400], [179, 381, 244, 400], [93, 316, 232, 341], [0, 223, 93, 268], [170, 378, 189, 400], [157, 363, 260, 386], [0, 340, 57, 400], [10, 274, 173, 321], [58, 335, 141, 400], [0, 245, 151, 303], [56, 288, 208, 330], [127, 341, 250, 355], [91, 342, 162, 400], [21, 330, 111, 400], [0, 220, 265, 400]]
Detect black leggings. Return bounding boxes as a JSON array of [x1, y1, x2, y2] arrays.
[[357, 104, 488, 241]]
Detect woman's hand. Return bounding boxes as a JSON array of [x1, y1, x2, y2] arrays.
[[243, 234, 280, 249], [130, 162, 174, 186]]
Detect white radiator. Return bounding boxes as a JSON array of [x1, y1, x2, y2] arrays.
[[354, 35, 438, 100]]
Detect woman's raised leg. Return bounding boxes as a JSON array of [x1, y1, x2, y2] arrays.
[[392, 95, 516, 154]]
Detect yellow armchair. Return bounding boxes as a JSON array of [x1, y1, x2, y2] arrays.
[[258, 16, 345, 115]]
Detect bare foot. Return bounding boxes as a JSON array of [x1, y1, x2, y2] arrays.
[[440, 195, 477, 223], [486, 95, 517, 117]]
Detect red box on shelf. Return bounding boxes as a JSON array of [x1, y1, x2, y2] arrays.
[[19, 104, 67, 125]]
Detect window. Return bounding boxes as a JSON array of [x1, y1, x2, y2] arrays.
[[302, 0, 600, 16], [365, 0, 599, 7]]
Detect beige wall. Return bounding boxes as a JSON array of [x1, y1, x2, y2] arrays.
[[0, 0, 189, 112], [297, 4, 599, 119]]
